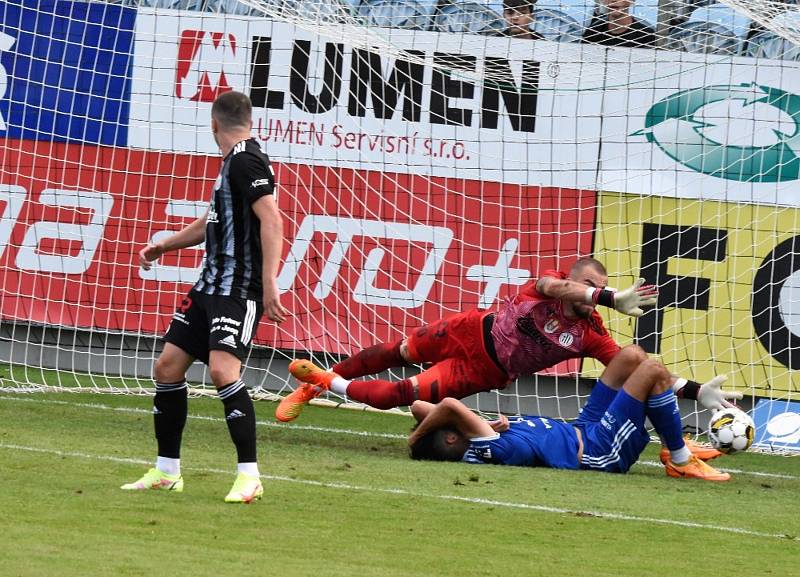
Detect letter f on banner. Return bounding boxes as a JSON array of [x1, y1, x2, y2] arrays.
[[0, 32, 16, 131], [636, 223, 727, 353]]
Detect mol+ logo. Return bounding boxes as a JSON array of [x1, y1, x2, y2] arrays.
[[175, 30, 236, 102], [0, 31, 16, 131], [634, 83, 800, 183]]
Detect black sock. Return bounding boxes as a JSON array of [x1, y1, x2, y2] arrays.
[[154, 381, 188, 459], [218, 380, 257, 463]]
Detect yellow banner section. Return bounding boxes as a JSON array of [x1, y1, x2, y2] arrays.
[[586, 193, 800, 398]]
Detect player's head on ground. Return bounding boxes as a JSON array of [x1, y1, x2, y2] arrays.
[[409, 427, 470, 461], [211, 91, 253, 137], [569, 257, 609, 318]]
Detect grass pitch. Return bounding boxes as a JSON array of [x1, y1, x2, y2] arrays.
[[1, 391, 798, 577]]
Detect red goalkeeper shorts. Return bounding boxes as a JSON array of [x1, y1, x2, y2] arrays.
[[405, 309, 510, 401]]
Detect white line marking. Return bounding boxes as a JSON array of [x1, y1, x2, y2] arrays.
[[0, 395, 408, 440], [1, 442, 797, 543], [1, 395, 797, 479]]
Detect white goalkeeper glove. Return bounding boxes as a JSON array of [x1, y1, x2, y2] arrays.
[[697, 375, 744, 411], [613, 278, 658, 318]]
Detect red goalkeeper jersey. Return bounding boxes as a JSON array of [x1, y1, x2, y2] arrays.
[[490, 270, 621, 379]]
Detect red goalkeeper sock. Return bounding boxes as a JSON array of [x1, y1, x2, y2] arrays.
[[345, 379, 416, 410], [345, 369, 446, 410], [333, 341, 406, 379]]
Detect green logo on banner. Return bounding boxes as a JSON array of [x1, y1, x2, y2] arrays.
[[633, 83, 800, 182]]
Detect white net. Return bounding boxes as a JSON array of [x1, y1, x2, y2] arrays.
[[1, 0, 800, 449]]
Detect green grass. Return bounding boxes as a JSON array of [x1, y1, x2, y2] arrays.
[[1, 391, 798, 577]]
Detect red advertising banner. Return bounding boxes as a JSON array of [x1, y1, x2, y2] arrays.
[[0, 139, 597, 372]]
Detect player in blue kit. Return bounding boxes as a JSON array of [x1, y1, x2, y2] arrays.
[[408, 348, 730, 481]]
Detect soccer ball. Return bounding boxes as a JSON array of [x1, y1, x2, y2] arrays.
[[707, 408, 755, 454]]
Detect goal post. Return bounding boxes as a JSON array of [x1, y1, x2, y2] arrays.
[[1, 0, 799, 442]]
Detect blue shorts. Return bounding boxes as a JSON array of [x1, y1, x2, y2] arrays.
[[573, 381, 650, 473]]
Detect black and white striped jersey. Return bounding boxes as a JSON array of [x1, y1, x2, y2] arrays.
[[194, 138, 275, 301]]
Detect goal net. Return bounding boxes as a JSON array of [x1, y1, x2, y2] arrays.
[[1, 0, 799, 446]]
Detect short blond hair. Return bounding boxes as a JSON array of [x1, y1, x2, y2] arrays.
[[571, 257, 607, 276]]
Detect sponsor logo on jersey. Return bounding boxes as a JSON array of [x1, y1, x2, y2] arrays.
[[251, 178, 272, 188], [175, 30, 236, 102], [207, 205, 219, 224], [558, 332, 574, 347]]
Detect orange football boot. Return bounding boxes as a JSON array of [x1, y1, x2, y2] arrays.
[[660, 438, 723, 465], [287, 359, 337, 389], [275, 382, 329, 423], [664, 455, 730, 482]]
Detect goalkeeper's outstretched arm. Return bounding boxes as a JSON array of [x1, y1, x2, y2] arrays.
[[537, 275, 659, 318], [599, 346, 743, 412], [672, 374, 744, 411]]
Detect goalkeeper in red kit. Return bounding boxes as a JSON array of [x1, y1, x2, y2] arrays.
[[277, 257, 741, 425]]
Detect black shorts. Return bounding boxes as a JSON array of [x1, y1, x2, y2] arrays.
[[163, 289, 263, 364]]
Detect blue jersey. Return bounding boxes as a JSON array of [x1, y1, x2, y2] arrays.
[[463, 416, 580, 469]]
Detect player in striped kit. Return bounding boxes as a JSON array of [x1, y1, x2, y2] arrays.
[[121, 91, 288, 503], [408, 355, 730, 481]]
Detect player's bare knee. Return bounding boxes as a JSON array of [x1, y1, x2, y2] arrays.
[[439, 397, 461, 410], [154, 356, 184, 383], [617, 345, 648, 367], [208, 366, 237, 389], [208, 350, 243, 388], [602, 344, 648, 388], [640, 359, 671, 392]]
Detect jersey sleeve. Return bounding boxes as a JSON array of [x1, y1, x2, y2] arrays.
[[463, 434, 504, 464], [517, 270, 565, 301], [585, 316, 622, 365], [229, 151, 275, 205]]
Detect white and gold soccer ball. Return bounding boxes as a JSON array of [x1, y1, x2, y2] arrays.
[[708, 407, 755, 454]]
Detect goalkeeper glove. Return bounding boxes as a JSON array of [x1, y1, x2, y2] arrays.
[[614, 278, 658, 317], [697, 375, 744, 411], [587, 278, 658, 318]]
